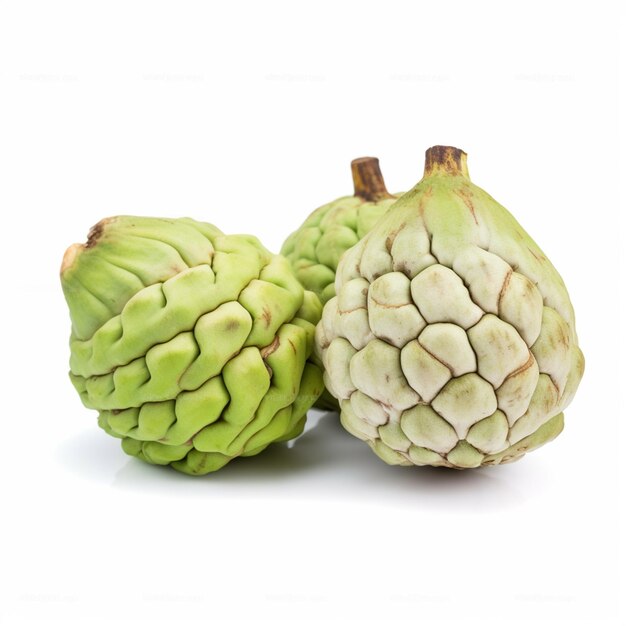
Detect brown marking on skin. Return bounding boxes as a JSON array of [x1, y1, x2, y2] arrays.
[[543, 374, 562, 397], [260, 335, 280, 359], [520, 276, 535, 299], [370, 295, 407, 309], [544, 378, 560, 408], [418, 186, 433, 218], [287, 338, 297, 353], [575, 350, 585, 377], [526, 246, 541, 261], [541, 317, 570, 352], [338, 305, 368, 315], [498, 353, 536, 390], [384, 223, 405, 254], [454, 189, 479, 225], [62, 218, 118, 274], [225, 319, 240, 331], [318, 337, 330, 350], [195, 455, 208, 472], [378, 400, 393, 414], [261, 306, 272, 328], [395, 261, 412, 278], [385, 374, 390, 382], [497, 270, 513, 312], [86, 218, 114, 248], [416, 339, 455, 374]]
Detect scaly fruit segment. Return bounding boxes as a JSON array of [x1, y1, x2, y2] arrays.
[[316, 146, 584, 468]]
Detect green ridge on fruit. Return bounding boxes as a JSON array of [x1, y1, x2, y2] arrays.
[[61, 216, 324, 475]]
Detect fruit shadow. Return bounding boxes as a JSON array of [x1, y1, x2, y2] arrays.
[[208, 411, 527, 509], [57, 410, 534, 509]]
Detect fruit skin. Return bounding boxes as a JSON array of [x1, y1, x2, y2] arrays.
[[316, 146, 584, 469], [282, 157, 401, 412], [281, 157, 400, 305], [61, 216, 324, 475]]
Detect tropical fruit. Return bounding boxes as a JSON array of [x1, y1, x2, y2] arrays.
[[61, 216, 323, 474], [281, 157, 400, 304], [316, 146, 584, 468]]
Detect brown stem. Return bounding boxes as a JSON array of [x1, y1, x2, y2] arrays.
[[423, 146, 470, 179], [351, 157, 393, 201]]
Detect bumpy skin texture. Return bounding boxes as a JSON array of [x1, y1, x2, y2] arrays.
[[281, 193, 399, 305], [316, 147, 584, 468], [61, 216, 324, 475], [281, 158, 401, 412]]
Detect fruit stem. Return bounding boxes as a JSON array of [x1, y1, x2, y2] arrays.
[[423, 146, 470, 179], [351, 157, 393, 201]]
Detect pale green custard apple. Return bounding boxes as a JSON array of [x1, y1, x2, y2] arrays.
[[316, 146, 584, 468], [61, 216, 324, 475], [281, 157, 401, 304]]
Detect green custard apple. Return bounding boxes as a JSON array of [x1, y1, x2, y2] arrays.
[[281, 156, 401, 305], [316, 146, 584, 469], [61, 216, 324, 475]]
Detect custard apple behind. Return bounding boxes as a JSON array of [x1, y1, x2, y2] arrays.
[[281, 156, 401, 304], [61, 216, 323, 475], [316, 146, 584, 468]]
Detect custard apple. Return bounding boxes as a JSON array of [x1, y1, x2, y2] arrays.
[[316, 146, 584, 468], [61, 216, 323, 475], [281, 156, 401, 304]]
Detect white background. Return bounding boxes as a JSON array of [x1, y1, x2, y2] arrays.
[[0, 1, 624, 625]]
